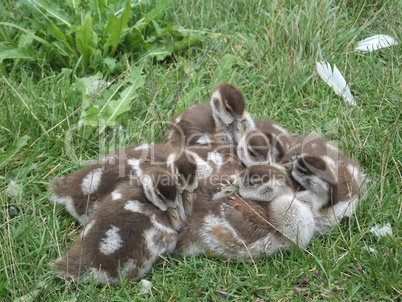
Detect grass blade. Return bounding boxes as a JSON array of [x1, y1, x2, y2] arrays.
[[0, 135, 30, 170]]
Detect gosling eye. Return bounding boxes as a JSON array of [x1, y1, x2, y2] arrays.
[[155, 191, 165, 201], [247, 147, 257, 158], [295, 165, 308, 175], [225, 104, 233, 114], [225, 187, 234, 194], [213, 98, 221, 110]]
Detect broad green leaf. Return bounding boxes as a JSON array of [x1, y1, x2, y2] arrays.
[[50, 23, 76, 54], [0, 135, 31, 170], [78, 68, 145, 130], [103, 1, 131, 56], [151, 20, 164, 37], [124, 27, 148, 51], [106, 1, 131, 55], [0, 47, 35, 62], [75, 73, 104, 124], [0, 22, 53, 48], [147, 43, 172, 61], [104, 87, 133, 119], [75, 72, 103, 95], [135, 0, 171, 31], [51, 23, 77, 62], [26, 0, 72, 27], [78, 105, 102, 127], [162, 25, 212, 38], [127, 67, 146, 86], [103, 13, 117, 46], [161, 24, 190, 38], [102, 67, 145, 128], [173, 35, 202, 52], [103, 56, 117, 71], [51, 41, 74, 64], [143, 0, 170, 23], [18, 34, 34, 48], [74, 13, 98, 67]]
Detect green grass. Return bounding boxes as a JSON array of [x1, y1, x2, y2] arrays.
[[1, 0, 401, 300]]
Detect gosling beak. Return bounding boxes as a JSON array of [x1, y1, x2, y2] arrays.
[[182, 190, 194, 217], [283, 162, 293, 172], [212, 184, 239, 200], [167, 207, 184, 232]]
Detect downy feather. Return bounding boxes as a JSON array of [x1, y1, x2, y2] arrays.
[[316, 61, 356, 106], [355, 34, 398, 52]]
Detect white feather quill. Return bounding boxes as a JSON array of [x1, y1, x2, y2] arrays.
[[355, 34, 398, 52], [315, 61, 356, 106]]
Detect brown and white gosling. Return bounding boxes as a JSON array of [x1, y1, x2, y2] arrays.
[[164, 84, 255, 147], [174, 164, 316, 261], [284, 154, 363, 235], [52, 166, 183, 284], [280, 132, 364, 234], [49, 143, 174, 224]]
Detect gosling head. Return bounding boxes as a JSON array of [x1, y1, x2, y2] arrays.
[[237, 129, 271, 166], [166, 206, 185, 231], [234, 164, 294, 202], [212, 184, 239, 200], [167, 150, 199, 194], [288, 155, 338, 210], [167, 149, 206, 216], [210, 83, 245, 126], [140, 166, 181, 212]]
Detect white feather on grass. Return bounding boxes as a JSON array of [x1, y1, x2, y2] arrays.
[[315, 61, 356, 106], [355, 34, 398, 52], [139, 279, 153, 295], [370, 223, 393, 238], [6, 180, 22, 197]]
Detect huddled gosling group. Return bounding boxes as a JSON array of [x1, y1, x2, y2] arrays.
[[50, 84, 365, 284]]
